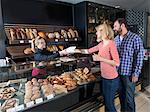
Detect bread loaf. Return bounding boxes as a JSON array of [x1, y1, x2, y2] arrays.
[[24, 48, 33, 54], [67, 32, 71, 38], [74, 30, 79, 37], [58, 45, 64, 50], [38, 32, 46, 38], [48, 33, 55, 39], [54, 32, 60, 39], [61, 29, 68, 38], [9, 28, 16, 40], [32, 29, 38, 38], [20, 29, 26, 39], [16, 29, 22, 39], [28, 29, 34, 39], [68, 28, 75, 38], [25, 28, 30, 39]]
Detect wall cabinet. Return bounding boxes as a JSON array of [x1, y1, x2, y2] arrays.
[[74, 1, 126, 48]]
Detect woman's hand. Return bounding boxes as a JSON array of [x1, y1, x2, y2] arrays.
[[74, 49, 82, 53], [80, 49, 89, 54], [59, 49, 68, 56], [92, 54, 103, 61]]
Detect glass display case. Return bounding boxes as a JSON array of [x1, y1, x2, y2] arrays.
[[0, 55, 101, 112]]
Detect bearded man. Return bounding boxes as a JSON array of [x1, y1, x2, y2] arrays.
[[113, 18, 145, 112]]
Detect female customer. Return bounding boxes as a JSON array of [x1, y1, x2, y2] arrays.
[[80, 22, 120, 112]]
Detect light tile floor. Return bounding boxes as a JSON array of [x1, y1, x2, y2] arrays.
[[116, 85, 150, 112]]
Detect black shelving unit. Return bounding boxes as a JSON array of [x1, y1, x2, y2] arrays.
[[74, 1, 126, 48]]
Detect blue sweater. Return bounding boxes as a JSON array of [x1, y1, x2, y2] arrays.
[[34, 48, 60, 61]]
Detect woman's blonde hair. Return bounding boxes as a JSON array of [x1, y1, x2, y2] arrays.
[[95, 21, 114, 40]]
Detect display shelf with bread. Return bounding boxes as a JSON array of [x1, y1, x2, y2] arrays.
[[4, 24, 81, 45], [4, 24, 81, 62]]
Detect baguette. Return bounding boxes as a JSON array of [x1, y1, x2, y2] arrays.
[[9, 28, 16, 40]]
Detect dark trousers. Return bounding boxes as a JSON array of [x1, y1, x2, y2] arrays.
[[102, 77, 119, 112], [119, 75, 135, 112]]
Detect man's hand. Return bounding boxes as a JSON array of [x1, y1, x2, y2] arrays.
[[132, 76, 139, 83]]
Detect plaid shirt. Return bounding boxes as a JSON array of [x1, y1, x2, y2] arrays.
[[115, 31, 145, 77]]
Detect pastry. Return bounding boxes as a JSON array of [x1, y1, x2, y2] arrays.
[[31, 92, 40, 100], [67, 86, 77, 91], [0, 87, 16, 100], [24, 98, 31, 104], [2, 98, 18, 111], [31, 78, 37, 82]]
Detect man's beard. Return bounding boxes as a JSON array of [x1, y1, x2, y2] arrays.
[[114, 27, 122, 36]]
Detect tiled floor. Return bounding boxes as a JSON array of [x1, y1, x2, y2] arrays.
[[116, 85, 150, 112]]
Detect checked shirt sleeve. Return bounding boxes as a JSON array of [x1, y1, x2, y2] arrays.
[[132, 36, 145, 77]]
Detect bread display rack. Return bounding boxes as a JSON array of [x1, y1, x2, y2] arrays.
[[4, 24, 81, 61], [4, 24, 81, 45]]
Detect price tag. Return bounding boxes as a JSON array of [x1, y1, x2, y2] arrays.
[[55, 39, 58, 42], [20, 40, 24, 43], [26, 101, 34, 107], [6, 107, 16, 112], [35, 98, 43, 104], [28, 40, 32, 43], [74, 38, 77, 41], [47, 94, 54, 100], [55, 63, 61, 67], [65, 39, 68, 41], [16, 104, 25, 111]]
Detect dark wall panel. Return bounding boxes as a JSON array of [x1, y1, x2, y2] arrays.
[[0, 0, 6, 58], [1, 0, 73, 25]]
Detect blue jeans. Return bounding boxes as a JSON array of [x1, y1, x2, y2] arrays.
[[119, 75, 135, 112], [102, 77, 119, 112]]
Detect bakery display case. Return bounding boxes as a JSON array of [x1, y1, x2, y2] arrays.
[[0, 55, 101, 112]]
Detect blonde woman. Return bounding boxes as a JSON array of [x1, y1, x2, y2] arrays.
[[31, 36, 67, 61], [80, 22, 120, 112]]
